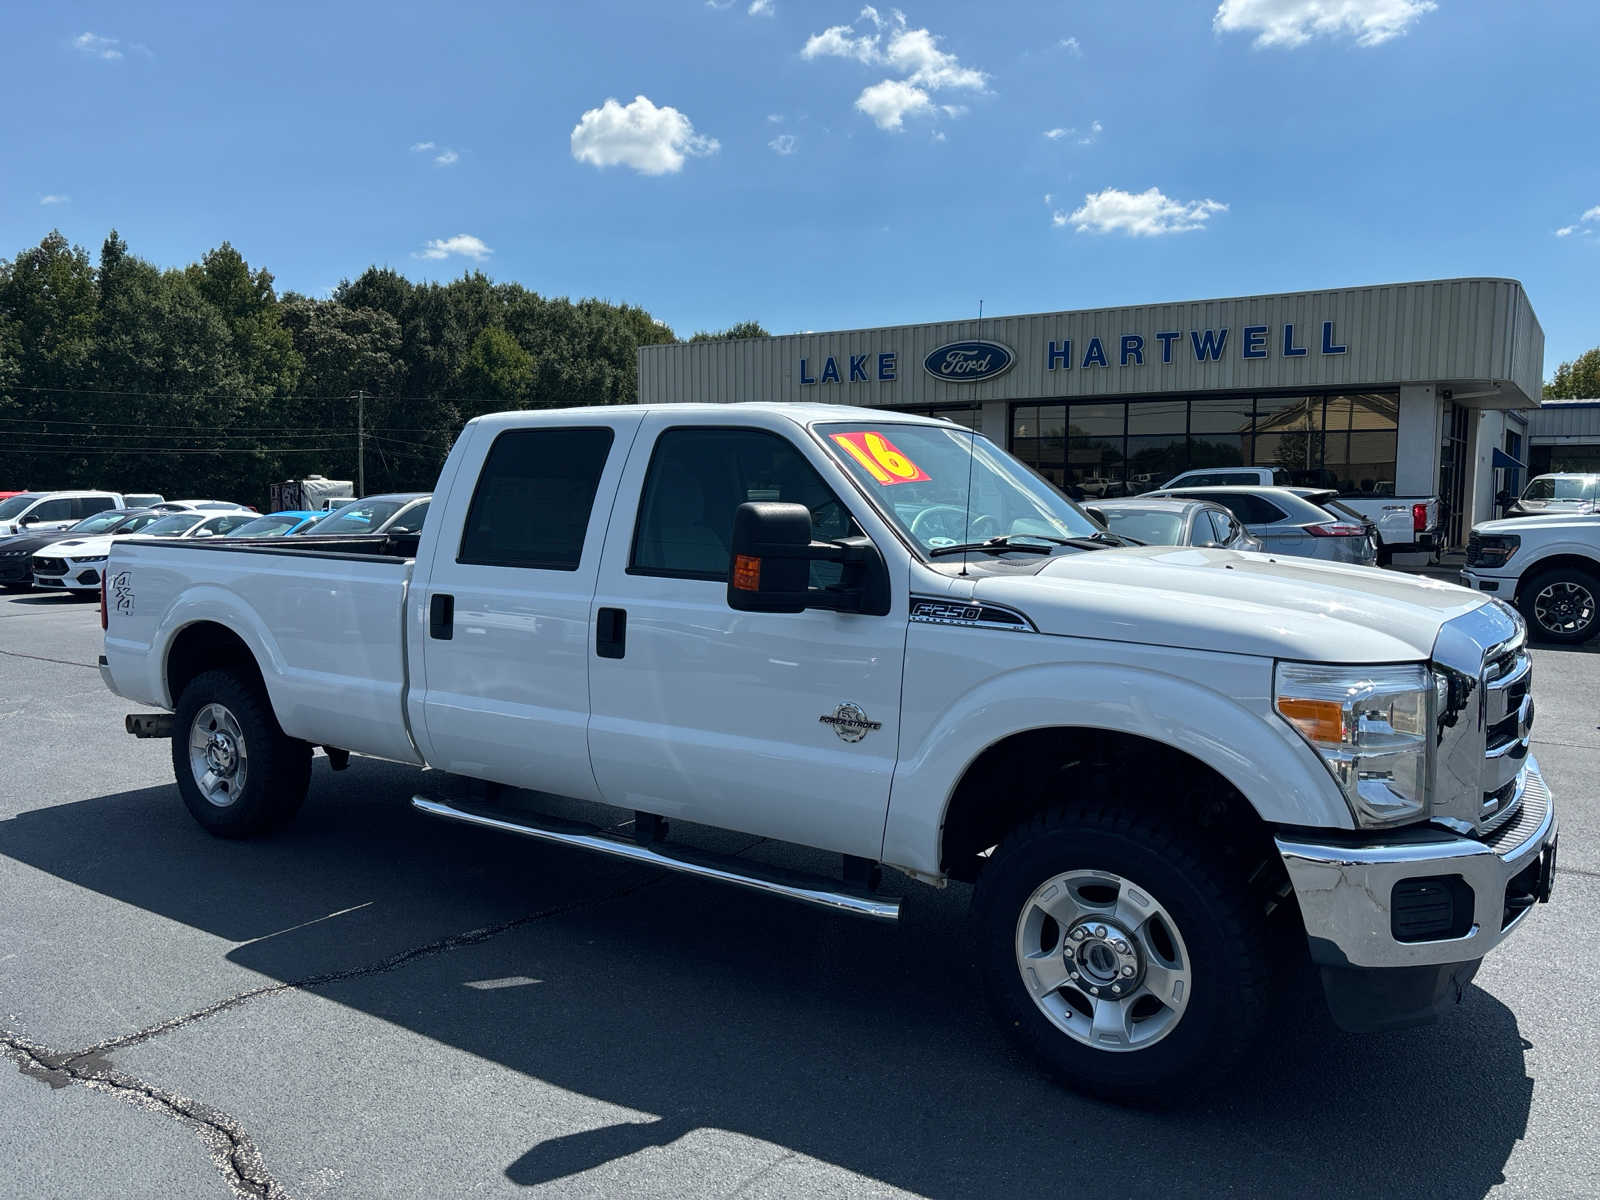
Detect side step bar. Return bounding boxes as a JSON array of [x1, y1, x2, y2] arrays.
[[411, 795, 901, 922]]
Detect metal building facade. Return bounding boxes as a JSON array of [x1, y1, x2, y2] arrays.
[[637, 278, 1544, 549]]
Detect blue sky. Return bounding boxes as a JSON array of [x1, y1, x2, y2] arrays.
[[3, 1, 1597, 372]]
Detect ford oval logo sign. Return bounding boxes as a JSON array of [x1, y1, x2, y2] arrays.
[[923, 340, 1015, 383]]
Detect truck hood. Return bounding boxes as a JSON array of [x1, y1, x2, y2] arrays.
[[970, 547, 1489, 662], [1474, 514, 1600, 536]]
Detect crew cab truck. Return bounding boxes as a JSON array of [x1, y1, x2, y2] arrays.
[[1463, 513, 1600, 643], [100, 404, 1558, 1099], [1158, 466, 1440, 564]]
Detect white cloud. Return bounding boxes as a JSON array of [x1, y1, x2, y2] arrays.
[[1060, 36, 1082, 56], [410, 141, 436, 152], [1080, 120, 1103, 144], [416, 234, 493, 261], [1214, 0, 1437, 49], [769, 134, 797, 155], [434, 149, 459, 166], [706, 0, 735, 8], [1554, 206, 1600, 238], [932, 130, 946, 142], [412, 141, 459, 166], [1055, 187, 1228, 236], [749, 0, 775, 14], [803, 8, 987, 133], [570, 94, 719, 175], [856, 79, 934, 131], [1044, 128, 1068, 139], [767, 113, 785, 123], [72, 32, 122, 60], [39, 194, 70, 206], [1043, 193, 1054, 206], [803, 22, 881, 64]]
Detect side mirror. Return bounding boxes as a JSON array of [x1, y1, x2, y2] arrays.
[[1084, 506, 1107, 527], [727, 501, 889, 616]]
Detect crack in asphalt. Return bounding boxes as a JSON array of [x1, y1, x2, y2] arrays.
[[0, 647, 98, 670], [3, 869, 671, 1199]]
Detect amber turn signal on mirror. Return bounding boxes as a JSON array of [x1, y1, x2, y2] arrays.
[[733, 554, 762, 592]]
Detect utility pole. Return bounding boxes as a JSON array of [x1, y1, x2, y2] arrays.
[[354, 389, 366, 496]]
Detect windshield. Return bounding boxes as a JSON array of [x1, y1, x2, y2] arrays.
[[817, 422, 1099, 552], [306, 499, 406, 535], [140, 514, 205, 537], [0, 494, 43, 520], [1523, 476, 1599, 501], [227, 514, 303, 537], [70, 511, 131, 534], [112, 513, 163, 535], [1097, 508, 1185, 545]]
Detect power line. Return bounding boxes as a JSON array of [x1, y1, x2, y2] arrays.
[[0, 444, 345, 455]]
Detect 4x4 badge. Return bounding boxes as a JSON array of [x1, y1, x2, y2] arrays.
[[819, 702, 882, 743]]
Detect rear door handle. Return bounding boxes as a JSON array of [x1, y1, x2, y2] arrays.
[[596, 607, 626, 659], [430, 593, 454, 640]]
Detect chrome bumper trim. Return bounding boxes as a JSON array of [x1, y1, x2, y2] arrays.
[[1275, 758, 1556, 970]]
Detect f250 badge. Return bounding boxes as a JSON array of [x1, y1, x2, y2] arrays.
[[819, 702, 882, 744]]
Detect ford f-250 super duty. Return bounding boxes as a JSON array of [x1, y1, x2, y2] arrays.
[[99, 403, 1558, 1099]]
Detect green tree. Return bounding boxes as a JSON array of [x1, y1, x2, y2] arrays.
[[1546, 348, 1600, 399], [689, 320, 770, 342], [460, 326, 534, 410]]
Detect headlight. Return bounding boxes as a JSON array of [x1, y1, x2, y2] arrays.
[[1473, 535, 1520, 567], [73, 555, 108, 564], [1275, 662, 1434, 828]]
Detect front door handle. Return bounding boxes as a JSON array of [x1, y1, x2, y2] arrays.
[[596, 607, 626, 659], [430, 593, 454, 640]]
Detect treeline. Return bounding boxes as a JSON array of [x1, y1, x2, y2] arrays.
[[0, 230, 765, 505]]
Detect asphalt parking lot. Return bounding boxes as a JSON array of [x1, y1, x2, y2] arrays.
[[2, 589, 1597, 1200]]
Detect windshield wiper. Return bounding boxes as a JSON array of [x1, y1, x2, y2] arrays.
[[928, 535, 1056, 558]]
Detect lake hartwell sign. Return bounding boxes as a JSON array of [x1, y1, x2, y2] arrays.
[[797, 322, 1348, 387]]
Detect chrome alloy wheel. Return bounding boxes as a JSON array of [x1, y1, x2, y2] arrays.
[[188, 702, 249, 808], [1534, 580, 1595, 636], [1013, 869, 1192, 1052]]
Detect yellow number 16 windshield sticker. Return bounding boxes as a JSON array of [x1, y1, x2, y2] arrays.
[[830, 431, 931, 486]]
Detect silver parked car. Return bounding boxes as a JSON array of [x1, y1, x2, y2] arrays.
[[1088, 497, 1263, 552], [1145, 485, 1378, 566], [1510, 473, 1599, 518]]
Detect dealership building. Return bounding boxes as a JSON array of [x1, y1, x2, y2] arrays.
[[638, 277, 1545, 550]]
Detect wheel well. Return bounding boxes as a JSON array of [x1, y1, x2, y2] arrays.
[[939, 728, 1275, 884], [165, 621, 266, 707], [1516, 555, 1600, 600]]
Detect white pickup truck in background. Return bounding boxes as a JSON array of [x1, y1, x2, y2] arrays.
[[100, 403, 1557, 1100], [1463, 513, 1600, 643], [1157, 466, 1441, 563]]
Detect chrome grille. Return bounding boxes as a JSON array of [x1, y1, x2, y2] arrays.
[[1431, 602, 1531, 836], [1482, 768, 1550, 853], [1465, 533, 1484, 566]]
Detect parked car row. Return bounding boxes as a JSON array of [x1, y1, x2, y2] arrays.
[[0, 491, 433, 595]]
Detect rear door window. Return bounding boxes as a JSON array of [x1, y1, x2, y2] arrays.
[[74, 496, 118, 518], [458, 428, 614, 570], [1188, 493, 1286, 525], [30, 498, 75, 523]]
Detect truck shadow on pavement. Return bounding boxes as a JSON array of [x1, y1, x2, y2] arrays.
[[0, 761, 1533, 1200]]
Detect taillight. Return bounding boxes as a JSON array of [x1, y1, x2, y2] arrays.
[[1306, 522, 1366, 538], [100, 573, 108, 629], [1412, 503, 1428, 533]]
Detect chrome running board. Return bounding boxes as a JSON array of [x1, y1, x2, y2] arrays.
[[410, 795, 901, 922]]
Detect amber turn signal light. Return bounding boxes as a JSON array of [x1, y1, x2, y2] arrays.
[[1276, 697, 1346, 743], [733, 554, 762, 592]]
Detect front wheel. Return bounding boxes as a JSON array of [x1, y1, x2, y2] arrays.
[[1519, 567, 1599, 644], [171, 669, 311, 837], [975, 804, 1273, 1101]]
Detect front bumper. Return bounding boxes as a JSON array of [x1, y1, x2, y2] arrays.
[[1274, 757, 1557, 972], [1460, 567, 1517, 596]]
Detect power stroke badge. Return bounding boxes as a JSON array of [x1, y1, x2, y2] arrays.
[[819, 702, 882, 743]]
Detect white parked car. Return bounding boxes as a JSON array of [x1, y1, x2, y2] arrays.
[[1508, 473, 1599, 519], [101, 403, 1556, 1101], [153, 499, 255, 513], [0, 491, 125, 537], [34, 509, 255, 593]]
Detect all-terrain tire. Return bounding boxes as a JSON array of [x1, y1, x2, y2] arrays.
[[171, 669, 312, 837], [1518, 566, 1600, 645], [974, 802, 1275, 1102]]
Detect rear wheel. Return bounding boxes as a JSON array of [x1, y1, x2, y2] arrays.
[[975, 803, 1273, 1101], [171, 669, 311, 837], [1519, 567, 1599, 644]]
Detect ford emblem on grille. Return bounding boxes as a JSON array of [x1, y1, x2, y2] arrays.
[[923, 340, 1015, 383]]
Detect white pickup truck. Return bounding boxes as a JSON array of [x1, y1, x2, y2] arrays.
[[1462, 513, 1600, 643], [100, 403, 1557, 1099], [1158, 466, 1441, 563]]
